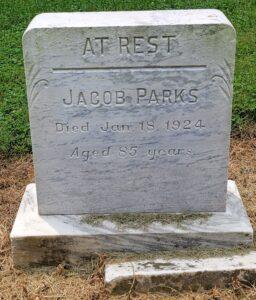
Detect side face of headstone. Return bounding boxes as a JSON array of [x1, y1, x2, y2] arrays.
[[23, 10, 236, 214]]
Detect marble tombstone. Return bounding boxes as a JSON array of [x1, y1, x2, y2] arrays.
[[11, 10, 254, 268], [23, 9, 236, 215]]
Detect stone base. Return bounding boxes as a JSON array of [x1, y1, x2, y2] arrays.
[[105, 251, 256, 294], [11, 181, 253, 267]]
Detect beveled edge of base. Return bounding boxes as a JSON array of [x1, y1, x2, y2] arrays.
[[10, 180, 253, 239]]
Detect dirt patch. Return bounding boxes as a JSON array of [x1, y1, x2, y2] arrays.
[[0, 137, 255, 299]]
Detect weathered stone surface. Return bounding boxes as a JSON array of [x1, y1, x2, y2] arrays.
[[23, 10, 236, 214], [105, 251, 256, 294], [10, 181, 253, 267]]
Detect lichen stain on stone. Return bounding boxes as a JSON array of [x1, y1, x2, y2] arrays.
[[80, 212, 212, 229], [141, 261, 178, 270]]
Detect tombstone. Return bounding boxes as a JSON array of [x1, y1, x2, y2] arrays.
[[20, 10, 235, 214], [11, 10, 253, 267]]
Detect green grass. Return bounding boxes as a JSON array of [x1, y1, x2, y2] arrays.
[[0, 0, 255, 156]]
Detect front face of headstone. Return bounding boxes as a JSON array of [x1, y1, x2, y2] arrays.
[[23, 10, 236, 214]]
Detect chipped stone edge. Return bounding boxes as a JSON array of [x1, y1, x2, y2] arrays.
[[105, 251, 256, 294]]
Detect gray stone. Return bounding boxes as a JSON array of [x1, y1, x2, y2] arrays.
[[105, 251, 256, 294], [10, 181, 253, 267], [23, 10, 236, 214]]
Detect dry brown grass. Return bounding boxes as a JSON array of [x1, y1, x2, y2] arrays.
[[229, 138, 256, 229], [0, 137, 255, 299]]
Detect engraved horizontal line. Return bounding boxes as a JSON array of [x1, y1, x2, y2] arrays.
[[52, 65, 207, 73]]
